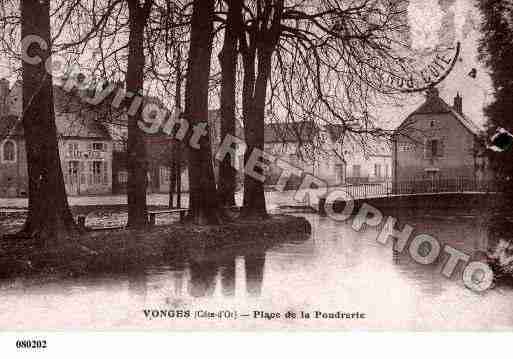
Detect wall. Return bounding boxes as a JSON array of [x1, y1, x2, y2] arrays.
[[59, 139, 113, 196], [0, 138, 112, 198], [264, 141, 392, 188]]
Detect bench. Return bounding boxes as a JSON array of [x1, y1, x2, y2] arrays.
[[76, 206, 241, 230], [148, 208, 188, 226]]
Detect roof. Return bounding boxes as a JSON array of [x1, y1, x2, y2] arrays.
[[0, 113, 111, 141], [7, 80, 171, 140], [344, 132, 391, 157], [264, 121, 390, 157], [396, 88, 483, 137], [264, 121, 318, 143], [55, 113, 111, 139], [325, 125, 391, 157]]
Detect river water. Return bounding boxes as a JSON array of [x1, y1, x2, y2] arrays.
[[1, 211, 513, 330]]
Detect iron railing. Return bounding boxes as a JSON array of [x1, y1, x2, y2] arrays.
[[329, 178, 503, 200]]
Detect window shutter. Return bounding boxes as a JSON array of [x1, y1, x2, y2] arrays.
[[89, 162, 93, 185], [424, 139, 428, 159], [103, 162, 108, 184], [80, 162, 86, 185]]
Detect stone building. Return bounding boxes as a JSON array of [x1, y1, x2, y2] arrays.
[[0, 112, 113, 197], [392, 87, 490, 185], [263, 121, 392, 188]]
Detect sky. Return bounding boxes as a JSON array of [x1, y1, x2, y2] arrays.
[[379, 0, 494, 130]]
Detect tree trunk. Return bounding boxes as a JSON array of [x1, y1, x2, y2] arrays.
[[176, 156, 182, 208], [169, 46, 183, 209], [19, 0, 77, 243], [239, 0, 283, 219], [240, 49, 273, 219], [218, 0, 243, 207], [126, 0, 152, 228], [184, 0, 221, 225], [169, 155, 177, 208], [241, 111, 268, 218]]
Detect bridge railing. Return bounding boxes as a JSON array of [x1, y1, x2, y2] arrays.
[[326, 178, 504, 200], [391, 178, 503, 196]]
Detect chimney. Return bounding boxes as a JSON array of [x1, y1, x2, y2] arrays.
[[454, 92, 463, 115], [0, 78, 10, 116]]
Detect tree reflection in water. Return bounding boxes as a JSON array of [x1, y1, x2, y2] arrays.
[[219, 258, 236, 297], [188, 260, 218, 298], [245, 252, 266, 297], [185, 250, 266, 298]]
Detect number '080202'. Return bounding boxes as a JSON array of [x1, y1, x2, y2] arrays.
[[16, 340, 47, 349]]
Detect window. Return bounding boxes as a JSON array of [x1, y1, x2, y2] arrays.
[[160, 166, 171, 185], [67, 161, 79, 185], [90, 161, 107, 185], [385, 164, 390, 179], [80, 162, 86, 185], [67, 142, 79, 157], [374, 164, 382, 178], [399, 143, 415, 152], [1, 140, 16, 163], [92, 142, 106, 152], [431, 140, 438, 157], [425, 139, 444, 159], [118, 171, 128, 184]]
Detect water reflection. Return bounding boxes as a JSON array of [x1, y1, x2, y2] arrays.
[[245, 252, 266, 297], [184, 251, 266, 298], [127, 271, 148, 300], [188, 260, 218, 298], [219, 258, 236, 297], [5, 212, 513, 330]]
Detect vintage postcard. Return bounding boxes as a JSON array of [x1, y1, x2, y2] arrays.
[[1, 0, 512, 352]]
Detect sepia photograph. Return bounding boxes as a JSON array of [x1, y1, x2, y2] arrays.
[[0, 0, 513, 353]]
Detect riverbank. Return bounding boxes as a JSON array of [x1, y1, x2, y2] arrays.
[[0, 215, 311, 280]]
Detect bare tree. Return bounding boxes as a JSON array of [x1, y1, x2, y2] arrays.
[[218, 0, 243, 207], [238, 0, 284, 219], [183, 0, 222, 224], [125, 0, 154, 228]]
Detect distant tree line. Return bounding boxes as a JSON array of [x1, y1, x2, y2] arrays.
[[478, 0, 513, 184]]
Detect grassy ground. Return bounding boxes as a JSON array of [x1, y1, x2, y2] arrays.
[[0, 214, 311, 280]]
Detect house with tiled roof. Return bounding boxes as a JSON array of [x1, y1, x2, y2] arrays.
[[393, 87, 490, 184], [0, 80, 113, 197]]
